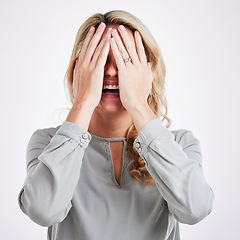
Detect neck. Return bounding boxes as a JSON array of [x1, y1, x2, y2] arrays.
[[88, 109, 132, 138]]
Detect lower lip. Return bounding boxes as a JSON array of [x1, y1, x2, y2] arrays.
[[102, 91, 120, 98]]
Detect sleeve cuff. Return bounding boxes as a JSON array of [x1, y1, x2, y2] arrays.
[[56, 121, 91, 149], [133, 119, 172, 163]]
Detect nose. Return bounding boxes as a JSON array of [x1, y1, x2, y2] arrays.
[[104, 62, 118, 78], [104, 53, 118, 78]]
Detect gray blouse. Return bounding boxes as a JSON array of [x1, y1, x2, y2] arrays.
[[18, 119, 214, 240]]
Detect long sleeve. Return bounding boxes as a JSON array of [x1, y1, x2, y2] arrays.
[[18, 121, 91, 227], [133, 119, 214, 225]]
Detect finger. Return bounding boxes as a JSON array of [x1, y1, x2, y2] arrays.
[[91, 28, 112, 66], [147, 62, 153, 92], [78, 26, 95, 63], [96, 35, 110, 70], [84, 22, 106, 63], [110, 37, 125, 70], [118, 25, 139, 63], [135, 31, 147, 63], [111, 29, 129, 63]]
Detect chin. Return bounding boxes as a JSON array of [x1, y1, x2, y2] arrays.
[[97, 98, 125, 113]]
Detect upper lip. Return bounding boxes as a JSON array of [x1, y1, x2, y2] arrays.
[[103, 80, 119, 86]]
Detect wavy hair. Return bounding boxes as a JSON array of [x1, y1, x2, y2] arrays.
[[65, 10, 171, 185]]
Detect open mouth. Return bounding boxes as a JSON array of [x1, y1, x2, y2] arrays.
[[102, 85, 119, 94]]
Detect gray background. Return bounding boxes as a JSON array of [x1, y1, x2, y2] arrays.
[[1, 0, 239, 239]]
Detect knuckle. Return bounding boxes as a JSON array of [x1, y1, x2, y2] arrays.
[[119, 49, 125, 56], [98, 50, 107, 59], [88, 42, 94, 50], [81, 61, 89, 70], [115, 54, 122, 61], [125, 43, 131, 51], [90, 37, 100, 48]]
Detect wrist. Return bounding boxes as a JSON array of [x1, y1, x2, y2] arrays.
[[66, 100, 95, 130], [127, 103, 157, 133]]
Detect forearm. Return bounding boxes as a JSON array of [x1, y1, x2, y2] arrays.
[[19, 122, 91, 226], [133, 119, 214, 224]]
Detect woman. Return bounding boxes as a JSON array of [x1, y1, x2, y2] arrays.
[[18, 10, 214, 240]]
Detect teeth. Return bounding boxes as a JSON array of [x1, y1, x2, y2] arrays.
[[103, 85, 119, 89]]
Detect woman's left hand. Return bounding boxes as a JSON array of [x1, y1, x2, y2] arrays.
[[110, 25, 153, 112]]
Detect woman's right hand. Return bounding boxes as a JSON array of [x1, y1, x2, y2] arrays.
[[66, 23, 111, 130], [73, 22, 111, 110]]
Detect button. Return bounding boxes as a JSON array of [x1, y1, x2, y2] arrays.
[[82, 133, 88, 140], [135, 142, 141, 149], [80, 138, 86, 143]]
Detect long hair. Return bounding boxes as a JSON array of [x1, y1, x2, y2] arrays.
[[65, 10, 171, 185]]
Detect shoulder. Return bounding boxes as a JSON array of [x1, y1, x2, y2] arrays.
[[138, 119, 200, 150]]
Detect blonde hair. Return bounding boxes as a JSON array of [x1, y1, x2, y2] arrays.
[[65, 10, 171, 185]]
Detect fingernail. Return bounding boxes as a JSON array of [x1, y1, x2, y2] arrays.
[[112, 29, 117, 36], [135, 31, 141, 38], [119, 25, 125, 32], [89, 26, 95, 32], [106, 28, 112, 39], [99, 22, 105, 29], [107, 28, 112, 34]]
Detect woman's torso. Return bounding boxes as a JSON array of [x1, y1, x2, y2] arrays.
[[47, 129, 180, 240]]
